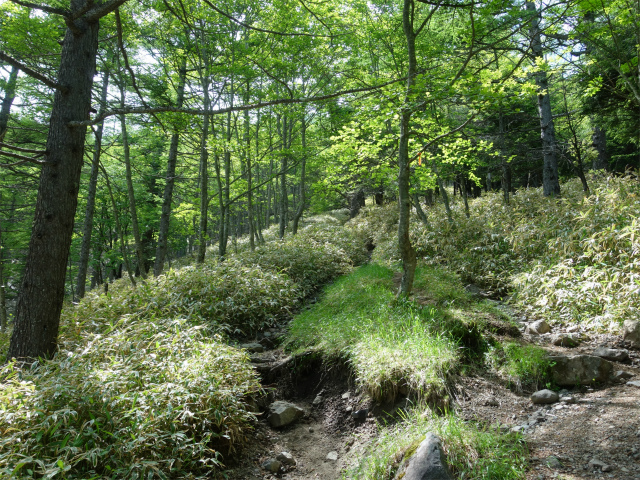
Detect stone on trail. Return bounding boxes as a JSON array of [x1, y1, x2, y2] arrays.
[[549, 354, 613, 386], [312, 395, 323, 406], [613, 370, 633, 381], [393, 433, 453, 480], [267, 401, 304, 428], [623, 319, 640, 348], [593, 346, 629, 362], [551, 333, 580, 347], [531, 389, 559, 405], [544, 456, 562, 469], [326, 451, 339, 461], [525, 320, 551, 335], [276, 451, 296, 466], [627, 380, 640, 388], [261, 459, 281, 473]]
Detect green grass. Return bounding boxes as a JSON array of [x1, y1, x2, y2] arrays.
[[287, 264, 459, 402], [486, 341, 553, 391], [345, 406, 527, 480]]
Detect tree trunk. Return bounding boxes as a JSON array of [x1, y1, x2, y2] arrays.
[[196, 79, 210, 264], [76, 70, 110, 299], [412, 193, 430, 227], [397, 0, 418, 298], [154, 59, 187, 275], [0, 223, 7, 333], [292, 115, 307, 235], [0, 65, 18, 141], [8, 4, 103, 360], [527, 0, 560, 196], [592, 126, 610, 171], [438, 177, 453, 224]]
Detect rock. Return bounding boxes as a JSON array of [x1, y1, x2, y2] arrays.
[[613, 370, 633, 381], [326, 451, 339, 461], [593, 346, 629, 362], [559, 396, 576, 404], [602, 464, 614, 472], [345, 406, 353, 413], [313, 395, 323, 406], [567, 325, 580, 333], [240, 342, 264, 353], [393, 433, 453, 480], [526, 320, 551, 335], [276, 451, 296, 466], [627, 380, 640, 388], [544, 456, 562, 469], [484, 396, 499, 406], [588, 458, 609, 471], [261, 459, 281, 473], [531, 389, 559, 404], [267, 401, 304, 427], [623, 320, 640, 348], [341, 392, 351, 400], [551, 333, 580, 347], [351, 408, 369, 419], [549, 355, 613, 386]]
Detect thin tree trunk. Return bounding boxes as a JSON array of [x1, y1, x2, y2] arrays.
[[76, 70, 110, 299], [196, 80, 211, 264], [412, 193, 430, 228], [461, 177, 470, 218], [154, 58, 187, 275], [292, 115, 307, 235], [100, 163, 136, 288], [397, 0, 418, 297], [0, 65, 18, 141], [438, 177, 454, 224], [592, 126, 610, 171], [9, 3, 102, 360], [0, 223, 7, 333], [527, 0, 560, 196]]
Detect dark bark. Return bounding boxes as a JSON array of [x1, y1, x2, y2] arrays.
[[196, 79, 210, 264], [348, 187, 365, 219], [397, 0, 418, 297], [412, 193, 430, 227], [76, 70, 109, 299], [0, 65, 18, 141], [438, 177, 453, 224], [8, 2, 103, 360], [0, 223, 6, 333], [154, 59, 187, 276], [374, 185, 384, 205], [527, 0, 560, 196], [292, 115, 307, 235], [591, 126, 610, 171]]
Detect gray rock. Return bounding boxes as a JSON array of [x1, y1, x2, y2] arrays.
[[551, 333, 580, 347], [526, 320, 551, 335], [240, 342, 264, 353], [531, 389, 559, 404], [544, 456, 562, 469], [313, 395, 323, 406], [593, 346, 629, 362], [613, 370, 633, 381], [627, 380, 640, 388], [267, 401, 304, 427], [393, 433, 453, 480], [549, 355, 613, 386], [589, 458, 610, 471], [559, 396, 576, 404], [567, 325, 580, 333], [261, 459, 281, 473], [326, 451, 339, 461], [341, 392, 351, 400], [276, 451, 296, 466], [623, 320, 640, 348], [351, 408, 369, 419]]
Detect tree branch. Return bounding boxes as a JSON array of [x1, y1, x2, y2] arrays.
[[83, 0, 131, 23], [0, 142, 46, 155], [410, 114, 476, 163], [69, 76, 407, 127], [0, 149, 48, 165], [0, 51, 67, 93], [8, 0, 69, 16]]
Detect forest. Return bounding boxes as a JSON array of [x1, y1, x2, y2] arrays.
[[1, 0, 640, 478]]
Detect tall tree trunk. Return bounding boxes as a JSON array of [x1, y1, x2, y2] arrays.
[[527, 0, 560, 196], [461, 177, 470, 218], [119, 87, 146, 278], [196, 80, 211, 264], [154, 59, 187, 275], [292, 115, 307, 234], [0, 65, 18, 141], [244, 85, 256, 250], [438, 177, 453, 224], [397, 0, 418, 297], [8, 3, 102, 360], [76, 70, 110, 299], [278, 115, 289, 239], [0, 222, 7, 333], [412, 193, 430, 228]]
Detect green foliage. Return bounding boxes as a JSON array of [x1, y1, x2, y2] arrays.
[[485, 342, 553, 391], [0, 317, 260, 479], [346, 407, 527, 480]]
